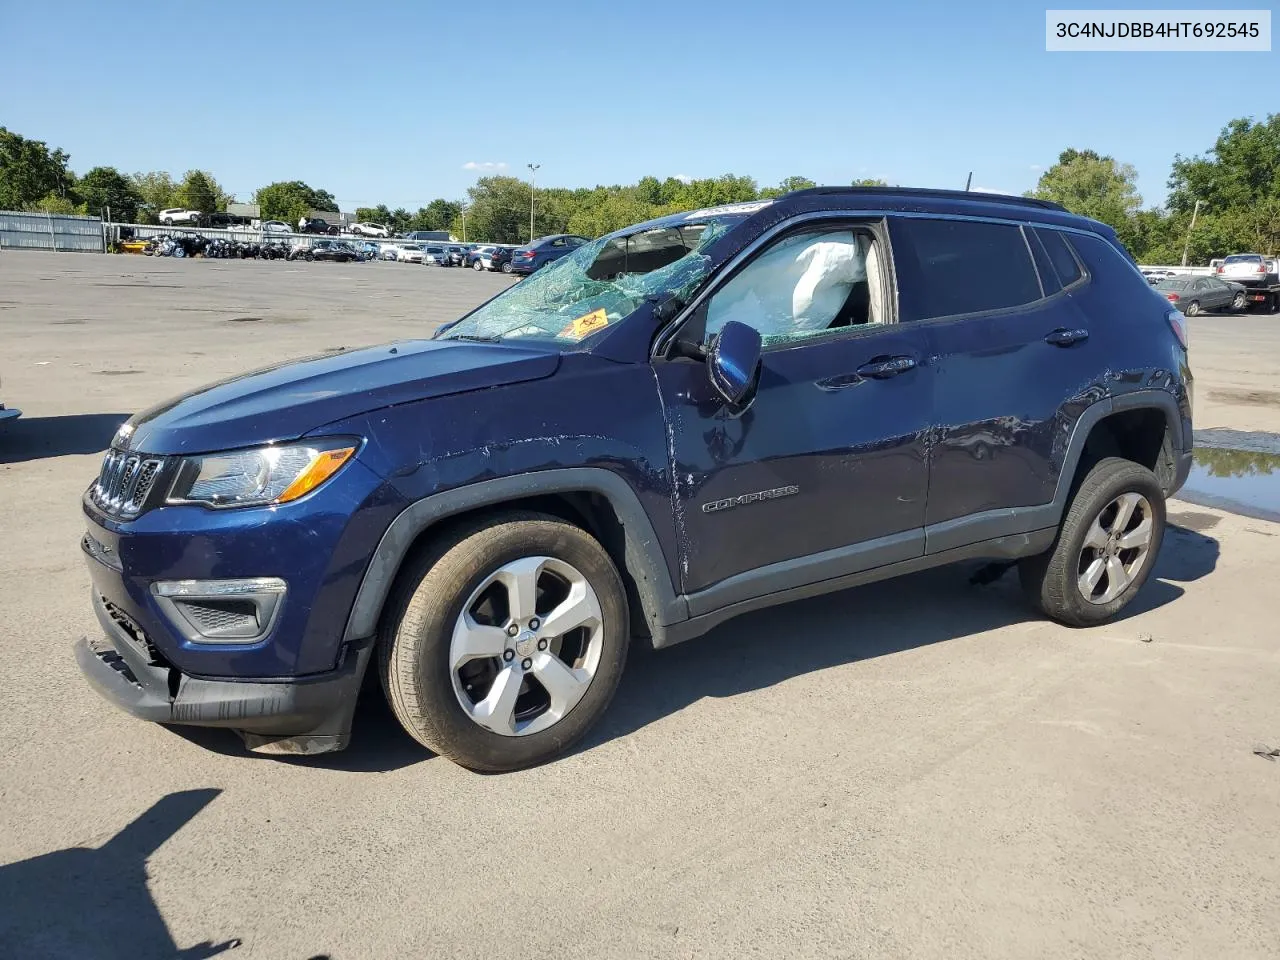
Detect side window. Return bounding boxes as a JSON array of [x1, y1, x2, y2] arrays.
[[1193, 279, 1208, 292], [1034, 228, 1084, 287], [891, 218, 1041, 322], [550, 238, 567, 247], [703, 227, 888, 347], [1026, 230, 1062, 296]]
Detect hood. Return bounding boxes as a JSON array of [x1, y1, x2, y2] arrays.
[[122, 339, 560, 455]]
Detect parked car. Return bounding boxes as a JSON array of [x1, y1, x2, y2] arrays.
[[261, 220, 292, 234], [300, 218, 341, 236], [423, 245, 450, 266], [396, 244, 426, 264], [472, 244, 516, 273], [0, 375, 19, 426], [508, 234, 591, 274], [307, 240, 359, 263], [158, 208, 202, 226], [350, 222, 391, 238], [74, 187, 1193, 772], [352, 241, 381, 261], [445, 245, 467, 266], [1155, 275, 1247, 315], [402, 230, 451, 243], [1216, 253, 1280, 288]]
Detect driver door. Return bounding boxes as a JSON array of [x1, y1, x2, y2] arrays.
[[653, 220, 933, 608]]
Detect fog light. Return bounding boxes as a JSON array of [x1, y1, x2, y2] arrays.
[[152, 578, 287, 644]]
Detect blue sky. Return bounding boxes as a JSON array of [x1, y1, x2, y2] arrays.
[[2, 0, 1275, 211]]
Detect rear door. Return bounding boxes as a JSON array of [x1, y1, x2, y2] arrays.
[[888, 217, 1099, 549]]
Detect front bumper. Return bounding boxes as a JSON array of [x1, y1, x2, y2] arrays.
[[0, 406, 20, 424], [77, 592, 370, 754]]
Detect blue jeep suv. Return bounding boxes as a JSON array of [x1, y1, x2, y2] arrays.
[[77, 187, 1193, 771]]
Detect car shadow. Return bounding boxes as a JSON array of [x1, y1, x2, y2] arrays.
[[0, 413, 129, 463], [164, 522, 1220, 772], [0, 789, 243, 959], [579, 522, 1220, 756], [167, 689, 433, 774]]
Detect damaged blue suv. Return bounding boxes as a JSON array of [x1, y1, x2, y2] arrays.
[[78, 187, 1193, 771]]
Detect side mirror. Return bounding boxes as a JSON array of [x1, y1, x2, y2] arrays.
[[707, 320, 762, 407]]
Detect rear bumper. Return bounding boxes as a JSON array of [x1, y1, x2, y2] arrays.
[[1170, 450, 1193, 498], [76, 591, 370, 755], [509, 261, 537, 274]]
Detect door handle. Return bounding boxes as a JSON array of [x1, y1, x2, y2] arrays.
[[855, 355, 917, 379], [1044, 328, 1089, 347]]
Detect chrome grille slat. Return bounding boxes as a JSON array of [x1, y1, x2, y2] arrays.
[[91, 449, 164, 518]]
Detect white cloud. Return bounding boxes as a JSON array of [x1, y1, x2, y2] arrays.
[[1030, 164, 1043, 171], [972, 186, 1011, 194], [672, 173, 693, 184], [462, 161, 508, 172]]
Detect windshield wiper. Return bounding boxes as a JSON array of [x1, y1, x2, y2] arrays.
[[444, 333, 502, 343]]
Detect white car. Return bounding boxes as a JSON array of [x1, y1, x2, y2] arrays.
[[350, 222, 391, 238], [396, 244, 426, 263], [262, 220, 292, 234], [159, 208, 202, 226]]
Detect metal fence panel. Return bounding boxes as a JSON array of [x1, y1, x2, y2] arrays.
[[0, 211, 104, 252]]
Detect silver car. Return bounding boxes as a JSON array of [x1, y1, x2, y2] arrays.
[[1217, 253, 1278, 287]]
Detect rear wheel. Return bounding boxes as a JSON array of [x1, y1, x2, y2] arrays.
[[473, 260, 484, 271], [1231, 291, 1247, 311], [379, 513, 630, 771], [501, 261, 512, 274], [1019, 457, 1165, 626]]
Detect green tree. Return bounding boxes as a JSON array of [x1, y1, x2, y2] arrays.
[[76, 166, 143, 221], [1029, 148, 1142, 238], [851, 177, 889, 187], [172, 170, 225, 214], [566, 192, 656, 237], [25, 191, 80, 214], [760, 175, 817, 198], [0, 127, 75, 210], [254, 180, 338, 224], [412, 198, 462, 232], [1168, 115, 1280, 255], [129, 171, 177, 222]]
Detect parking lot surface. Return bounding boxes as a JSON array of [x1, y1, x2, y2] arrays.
[[2, 252, 1279, 959]]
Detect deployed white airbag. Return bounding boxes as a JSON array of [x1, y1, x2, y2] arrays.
[[707, 230, 866, 340]]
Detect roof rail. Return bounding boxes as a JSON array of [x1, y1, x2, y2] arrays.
[[785, 185, 1068, 213]]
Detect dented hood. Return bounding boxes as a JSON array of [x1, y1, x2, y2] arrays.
[[123, 339, 560, 455]]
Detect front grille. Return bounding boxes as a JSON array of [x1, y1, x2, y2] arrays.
[[90, 448, 165, 518], [101, 596, 170, 667]]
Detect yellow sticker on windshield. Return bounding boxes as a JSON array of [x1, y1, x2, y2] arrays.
[[559, 308, 608, 340]]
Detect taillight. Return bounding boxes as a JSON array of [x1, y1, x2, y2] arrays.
[[1258, 264, 1267, 273], [1216, 266, 1224, 273], [1166, 308, 1188, 350], [1165, 293, 1180, 301]]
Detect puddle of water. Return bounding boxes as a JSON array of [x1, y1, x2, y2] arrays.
[[1177, 444, 1280, 523]]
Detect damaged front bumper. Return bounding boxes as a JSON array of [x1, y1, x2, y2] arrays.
[[76, 592, 370, 755]]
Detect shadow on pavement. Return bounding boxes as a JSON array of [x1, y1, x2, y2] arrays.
[[163, 522, 1220, 771], [0, 789, 241, 959], [0, 413, 129, 464], [583, 522, 1220, 755]]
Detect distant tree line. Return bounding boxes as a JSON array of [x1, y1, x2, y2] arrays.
[[4, 115, 1276, 261]]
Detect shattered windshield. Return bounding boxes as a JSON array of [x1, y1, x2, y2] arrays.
[[440, 219, 735, 344]]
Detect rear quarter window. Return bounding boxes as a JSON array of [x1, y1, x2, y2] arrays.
[[1034, 228, 1084, 288], [890, 218, 1042, 321]]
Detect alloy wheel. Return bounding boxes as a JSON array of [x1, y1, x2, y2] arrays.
[[449, 556, 604, 737], [1077, 491, 1154, 604]]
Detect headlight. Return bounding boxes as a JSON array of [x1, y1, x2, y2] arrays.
[[167, 439, 357, 508]]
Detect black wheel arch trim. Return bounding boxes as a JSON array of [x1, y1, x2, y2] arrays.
[[343, 468, 687, 644]]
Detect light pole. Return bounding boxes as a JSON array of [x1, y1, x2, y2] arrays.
[[1181, 199, 1203, 267], [527, 162, 540, 243], [460, 202, 467, 243]]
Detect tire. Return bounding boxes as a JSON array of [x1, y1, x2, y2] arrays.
[[1019, 457, 1166, 627], [1231, 291, 1247, 311], [473, 260, 484, 271], [500, 261, 512, 274], [161, 218, 172, 226], [379, 512, 630, 772], [1184, 300, 1201, 317]]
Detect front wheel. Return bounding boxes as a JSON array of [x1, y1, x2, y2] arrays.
[[1019, 457, 1165, 627], [379, 512, 630, 771], [473, 260, 484, 271], [500, 261, 512, 274], [1184, 300, 1201, 317]]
